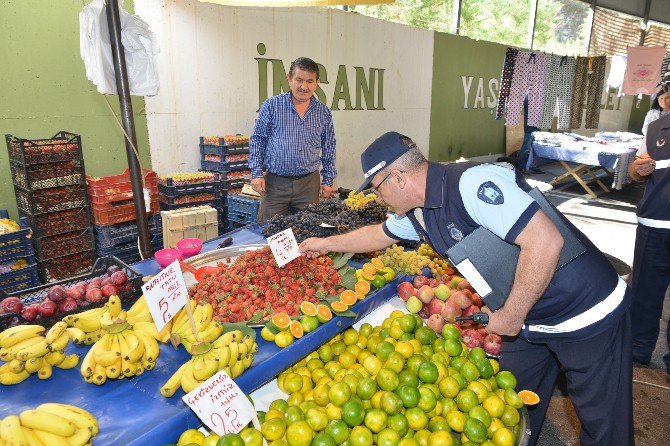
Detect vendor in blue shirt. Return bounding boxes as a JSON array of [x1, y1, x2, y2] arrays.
[[300, 132, 633, 446], [249, 57, 337, 221]]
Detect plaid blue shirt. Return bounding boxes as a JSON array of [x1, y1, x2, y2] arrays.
[[249, 92, 337, 186]]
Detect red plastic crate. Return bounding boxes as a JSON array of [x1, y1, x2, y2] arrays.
[[90, 196, 159, 226], [87, 168, 158, 206]]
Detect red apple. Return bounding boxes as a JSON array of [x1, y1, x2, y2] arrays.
[[471, 293, 483, 308], [484, 334, 502, 356], [462, 329, 484, 349], [1, 297, 23, 314], [451, 290, 472, 309], [462, 305, 478, 318], [47, 285, 66, 303], [20, 304, 38, 321], [110, 271, 127, 286], [427, 314, 446, 334], [88, 277, 102, 289], [85, 288, 104, 303], [418, 305, 431, 319], [59, 298, 78, 313], [396, 282, 417, 301], [428, 278, 439, 288], [416, 285, 435, 304], [101, 277, 112, 287], [413, 275, 429, 289], [101, 284, 118, 299], [457, 279, 474, 292], [37, 299, 58, 318], [440, 300, 462, 322], [434, 284, 451, 301], [428, 298, 445, 316]]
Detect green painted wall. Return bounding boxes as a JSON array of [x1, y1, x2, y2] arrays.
[[628, 96, 651, 133], [0, 0, 151, 219], [429, 33, 508, 161]]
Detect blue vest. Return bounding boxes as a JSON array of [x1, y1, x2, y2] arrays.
[[638, 113, 670, 225], [404, 163, 628, 342]]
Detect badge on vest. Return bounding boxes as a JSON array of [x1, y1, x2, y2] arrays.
[[447, 224, 463, 242], [657, 138, 666, 148], [477, 182, 504, 205]]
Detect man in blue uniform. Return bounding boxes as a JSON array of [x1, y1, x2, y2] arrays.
[[300, 132, 633, 446], [627, 76, 670, 374]]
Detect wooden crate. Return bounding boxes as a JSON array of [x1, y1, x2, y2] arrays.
[[161, 205, 219, 248]]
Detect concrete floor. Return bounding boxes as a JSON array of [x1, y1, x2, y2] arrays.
[[522, 162, 670, 446]]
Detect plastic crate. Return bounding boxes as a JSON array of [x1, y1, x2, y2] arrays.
[[10, 159, 86, 191], [228, 194, 260, 217], [5, 131, 83, 165], [158, 176, 223, 198], [200, 158, 249, 172], [90, 195, 160, 226], [159, 197, 225, 212], [87, 168, 158, 206], [37, 250, 96, 283], [0, 256, 143, 330], [93, 214, 162, 249], [0, 210, 35, 264], [96, 238, 163, 264], [228, 209, 258, 226], [199, 136, 249, 152], [16, 184, 89, 215], [19, 206, 91, 239], [33, 227, 95, 262], [0, 264, 40, 295]]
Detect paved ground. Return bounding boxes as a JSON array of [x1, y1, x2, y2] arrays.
[[521, 162, 670, 445]]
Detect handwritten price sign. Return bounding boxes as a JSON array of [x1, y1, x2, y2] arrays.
[[183, 369, 255, 436], [267, 228, 300, 268], [142, 259, 188, 331]]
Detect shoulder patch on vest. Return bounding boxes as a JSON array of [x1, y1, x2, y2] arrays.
[[477, 181, 504, 205]]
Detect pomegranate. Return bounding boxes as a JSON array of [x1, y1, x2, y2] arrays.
[[101, 284, 118, 298], [427, 298, 445, 316], [427, 278, 439, 288], [471, 292, 483, 308], [85, 288, 104, 303], [47, 285, 66, 303], [37, 299, 58, 318], [107, 265, 121, 275], [462, 305, 478, 318], [20, 304, 38, 321], [110, 271, 128, 286], [59, 298, 79, 313], [418, 305, 431, 319], [457, 279, 474, 292], [451, 290, 472, 309], [484, 333, 502, 356], [1, 297, 24, 314], [440, 300, 462, 322]]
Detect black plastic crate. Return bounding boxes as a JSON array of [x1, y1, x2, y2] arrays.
[[158, 175, 223, 198], [159, 195, 224, 211], [16, 184, 89, 215], [0, 256, 143, 330], [223, 178, 250, 190], [0, 264, 40, 295], [6, 131, 83, 165], [37, 250, 96, 283], [96, 238, 163, 265], [33, 227, 95, 262], [0, 210, 35, 264], [200, 158, 249, 172], [20, 206, 92, 239], [10, 159, 86, 191], [93, 214, 162, 249]]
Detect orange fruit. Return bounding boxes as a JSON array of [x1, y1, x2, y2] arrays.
[[316, 305, 332, 323], [354, 292, 366, 301], [270, 312, 291, 331], [361, 269, 376, 281], [355, 281, 371, 295], [290, 320, 304, 339], [331, 301, 348, 313], [371, 258, 385, 271], [340, 290, 357, 306], [362, 262, 378, 275], [300, 301, 318, 316], [518, 390, 540, 406]]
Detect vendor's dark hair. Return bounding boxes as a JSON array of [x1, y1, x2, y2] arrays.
[[651, 89, 666, 110], [289, 57, 320, 80]]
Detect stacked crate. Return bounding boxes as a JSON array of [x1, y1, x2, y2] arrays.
[[227, 194, 260, 228], [6, 132, 96, 282], [88, 168, 161, 263], [0, 210, 40, 293]]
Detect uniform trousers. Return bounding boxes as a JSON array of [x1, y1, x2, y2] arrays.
[[500, 311, 633, 446]]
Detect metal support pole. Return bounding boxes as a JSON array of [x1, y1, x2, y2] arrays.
[[640, 0, 652, 45], [451, 0, 462, 35], [104, 0, 153, 259], [528, 0, 538, 50], [587, 0, 597, 55]]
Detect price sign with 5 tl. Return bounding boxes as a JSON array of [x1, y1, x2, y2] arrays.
[[141, 259, 188, 331]]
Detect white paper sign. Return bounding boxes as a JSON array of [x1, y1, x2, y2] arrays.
[[267, 228, 300, 267], [141, 259, 188, 331], [182, 369, 256, 436]]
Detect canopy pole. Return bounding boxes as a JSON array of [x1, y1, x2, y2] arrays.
[[104, 0, 153, 259]]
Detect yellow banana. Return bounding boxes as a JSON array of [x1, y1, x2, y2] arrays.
[[44, 322, 67, 345], [21, 426, 44, 446], [8, 359, 25, 374], [121, 332, 144, 362], [92, 349, 121, 368], [120, 357, 135, 378], [44, 351, 66, 366], [241, 354, 254, 369], [80, 346, 96, 378], [24, 357, 43, 374], [46, 333, 69, 352], [227, 342, 239, 367], [19, 410, 75, 437], [0, 336, 43, 361], [156, 320, 172, 343], [132, 322, 159, 340], [72, 313, 102, 333], [243, 335, 257, 352], [160, 360, 190, 397], [66, 327, 86, 344], [66, 427, 92, 446], [214, 330, 242, 347], [55, 353, 79, 369], [127, 295, 147, 317], [0, 325, 45, 348], [105, 357, 122, 379], [107, 295, 122, 318], [199, 322, 224, 344], [229, 360, 245, 379], [31, 430, 69, 446], [15, 340, 48, 361], [92, 364, 106, 385], [141, 356, 155, 371], [193, 358, 218, 381], [237, 341, 249, 358], [63, 306, 105, 327], [134, 330, 159, 363], [127, 306, 152, 324], [216, 345, 231, 366], [0, 415, 27, 445], [174, 303, 203, 336], [83, 329, 103, 345], [37, 362, 52, 380], [0, 369, 30, 385], [35, 404, 97, 436], [134, 363, 145, 376], [171, 300, 196, 333], [181, 361, 202, 393]]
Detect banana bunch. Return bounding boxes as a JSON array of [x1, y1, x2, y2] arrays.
[[160, 330, 258, 397], [0, 403, 98, 446], [64, 295, 171, 345], [0, 323, 79, 385], [80, 296, 160, 385], [169, 300, 222, 351]]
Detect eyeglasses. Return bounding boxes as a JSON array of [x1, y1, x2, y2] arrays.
[[370, 171, 393, 195]]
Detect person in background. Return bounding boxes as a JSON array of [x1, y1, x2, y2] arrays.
[[639, 85, 670, 153], [301, 132, 633, 446], [627, 75, 670, 375], [249, 57, 337, 222]]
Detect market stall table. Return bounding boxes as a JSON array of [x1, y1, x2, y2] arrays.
[[0, 224, 405, 445], [527, 132, 641, 198]]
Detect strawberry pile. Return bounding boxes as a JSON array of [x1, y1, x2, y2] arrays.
[[189, 247, 342, 323]]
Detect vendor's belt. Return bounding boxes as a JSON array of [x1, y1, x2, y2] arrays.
[[268, 171, 317, 180]]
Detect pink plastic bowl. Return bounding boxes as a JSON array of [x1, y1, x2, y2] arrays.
[[154, 248, 184, 268], [176, 238, 203, 257]]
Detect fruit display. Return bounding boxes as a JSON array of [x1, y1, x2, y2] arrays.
[[228, 170, 251, 179], [0, 322, 79, 385], [79, 296, 161, 385], [160, 329, 258, 397], [189, 247, 342, 323], [0, 218, 20, 235], [397, 277, 501, 356], [159, 172, 216, 185], [261, 302, 334, 348], [169, 300, 223, 351], [254, 311, 526, 446], [343, 191, 379, 210], [262, 198, 388, 243], [379, 244, 454, 280], [354, 259, 396, 291], [0, 403, 98, 446], [202, 135, 251, 145]]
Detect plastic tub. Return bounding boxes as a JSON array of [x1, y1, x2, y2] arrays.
[[176, 238, 203, 258], [154, 248, 183, 268]]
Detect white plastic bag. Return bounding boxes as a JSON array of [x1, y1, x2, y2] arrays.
[[80, 0, 159, 96]]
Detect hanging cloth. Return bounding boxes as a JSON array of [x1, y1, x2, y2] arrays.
[[505, 52, 548, 127], [569, 56, 606, 129], [621, 46, 666, 95], [661, 52, 670, 78], [606, 55, 627, 94], [539, 54, 576, 131], [495, 48, 519, 120]]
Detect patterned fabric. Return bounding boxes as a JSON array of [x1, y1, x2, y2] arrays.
[[249, 92, 337, 185], [569, 56, 606, 130], [661, 52, 670, 78], [496, 47, 519, 120], [506, 52, 547, 127], [622, 46, 666, 95], [539, 55, 576, 130]]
